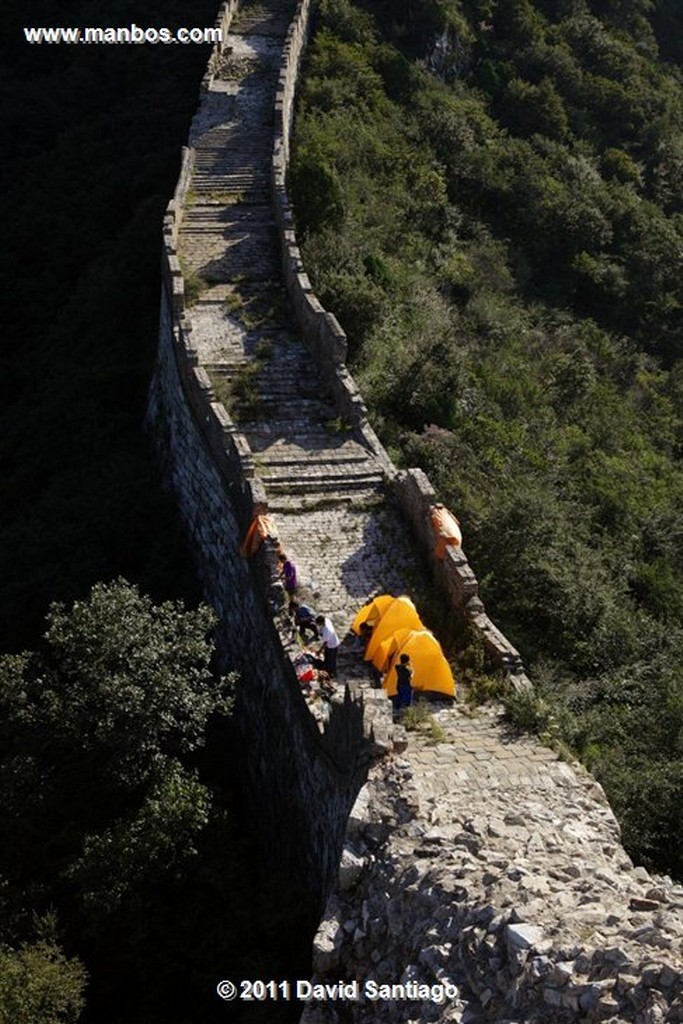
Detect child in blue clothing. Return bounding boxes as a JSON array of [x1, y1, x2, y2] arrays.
[[289, 599, 318, 641], [393, 654, 414, 711]]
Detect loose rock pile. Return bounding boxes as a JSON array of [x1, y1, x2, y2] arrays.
[[302, 706, 683, 1023]]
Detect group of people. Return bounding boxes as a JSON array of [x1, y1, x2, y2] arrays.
[[279, 554, 414, 711], [278, 554, 341, 678], [288, 598, 340, 676]]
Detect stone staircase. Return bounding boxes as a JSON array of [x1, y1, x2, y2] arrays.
[[176, 0, 404, 734], [178, 0, 388, 542]]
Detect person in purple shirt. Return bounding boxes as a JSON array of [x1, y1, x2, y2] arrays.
[[278, 552, 298, 594]]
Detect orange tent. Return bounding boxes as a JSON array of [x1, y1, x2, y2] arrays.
[[373, 626, 414, 676], [382, 629, 456, 698], [364, 596, 423, 670], [351, 594, 394, 635]]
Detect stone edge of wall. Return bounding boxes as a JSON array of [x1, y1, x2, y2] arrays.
[[271, 0, 531, 691], [159, 0, 261, 536], [159, 1, 391, 763]]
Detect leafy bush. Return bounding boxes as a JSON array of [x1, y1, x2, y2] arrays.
[[0, 918, 86, 1024], [288, 151, 344, 236]]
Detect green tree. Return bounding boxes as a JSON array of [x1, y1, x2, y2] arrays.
[[288, 151, 344, 236], [0, 580, 230, 789], [498, 77, 569, 139], [0, 917, 86, 1024], [0, 580, 232, 895]]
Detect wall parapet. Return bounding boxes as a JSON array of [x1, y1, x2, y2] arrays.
[[200, 0, 239, 92], [270, 0, 530, 689], [157, 0, 257, 524]]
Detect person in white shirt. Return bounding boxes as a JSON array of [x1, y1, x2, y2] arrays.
[[315, 615, 340, 677]]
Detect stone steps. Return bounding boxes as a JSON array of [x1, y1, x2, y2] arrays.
[[183, 205, 273, 223], [259, 455, 374, 470], [191, 171, 269, 184], [239, 403, 340, 426], [263, 472, 384, 496], [232, 17, 294, 38], [267, 487, 383, 514], [189, 182, 269, 196], [179, 0, 389, 543], [192, 162, 269, 176], [248, 431, 355, 454]]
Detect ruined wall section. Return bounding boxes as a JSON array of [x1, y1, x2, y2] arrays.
[[303, 729, 683, 1024]]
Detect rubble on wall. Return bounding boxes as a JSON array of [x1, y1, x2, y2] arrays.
[[303, 706, 683, 1024]]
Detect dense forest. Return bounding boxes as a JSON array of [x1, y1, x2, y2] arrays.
[[290, 0, 683, 877], [0, 2, 312, 1020]]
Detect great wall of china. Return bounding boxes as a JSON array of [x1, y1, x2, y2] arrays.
[[147, 1, 683, 1019]]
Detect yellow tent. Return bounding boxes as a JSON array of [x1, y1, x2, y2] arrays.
[[373, 626, 414, 675], [351, 594, 394, 635], [382, 629, 456, 698], [364, 596, 423, 670]]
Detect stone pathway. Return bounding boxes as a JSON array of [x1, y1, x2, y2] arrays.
[[180, 0, 384, 528], [303, 706, 683, 1023]]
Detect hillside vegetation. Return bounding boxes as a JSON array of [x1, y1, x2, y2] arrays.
[[291, 0, 683, 877]]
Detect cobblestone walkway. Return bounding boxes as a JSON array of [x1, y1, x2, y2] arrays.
[[303, 706, 683, 1023], [406, 704, 560, 796]]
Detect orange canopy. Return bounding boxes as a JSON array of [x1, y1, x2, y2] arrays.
[[373, 626, 414, 676], [364, 596, 423, 670], [431, 504, 462, 559], [239, 514, 278, 556], [382, 629, 456, 698]]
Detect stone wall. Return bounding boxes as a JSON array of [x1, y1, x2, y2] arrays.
[[149, 282, 376, 899], [303, 725, 683, 1023]]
